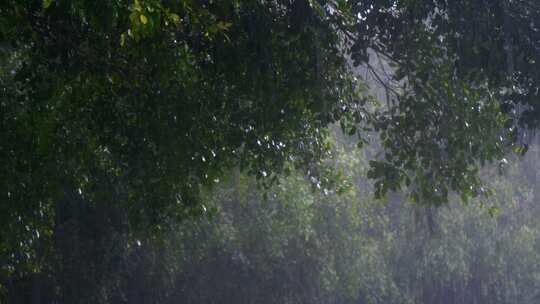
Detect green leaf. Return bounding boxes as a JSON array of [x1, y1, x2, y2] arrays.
[[169, 13, 181, 24], [216, 21, 232, 31], [120, 33, 126, 47], [43, 0, 53, 9], [140, 14, 148, 25]]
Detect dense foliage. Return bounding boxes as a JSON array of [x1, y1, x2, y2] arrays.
[[141, 138, 540, 304], [8, 132, 540, 303], [352, 0, 540, 204], [2, 0, 540, 302], [1, 0, 365, 291]]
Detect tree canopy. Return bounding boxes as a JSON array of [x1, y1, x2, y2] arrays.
[[1, 0, 540, 301]]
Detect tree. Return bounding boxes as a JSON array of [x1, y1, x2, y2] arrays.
[[0, 1, 364, 296], [349, 0, 540, 203], [61, 129, 540, 304], [2, 0, 540, 301]]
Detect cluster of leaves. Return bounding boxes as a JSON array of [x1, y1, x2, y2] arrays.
[[3, 0, 540, 300], [8, 132, 540, 303], [348, 0, 540, 202], [0, 0, 368, 284], [123, 139, 540, 304]]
